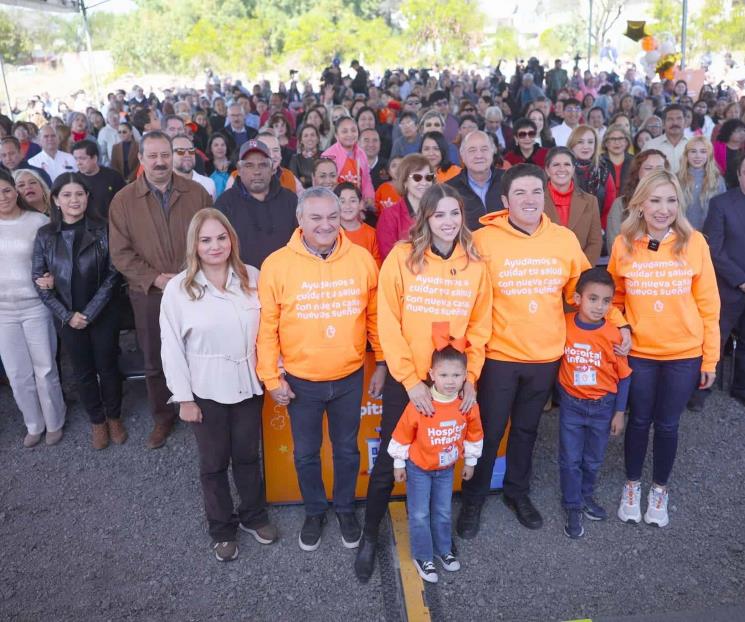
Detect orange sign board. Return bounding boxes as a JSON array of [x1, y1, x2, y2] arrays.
[[263, 353, 507, 504], [674, 68, 706, 98]]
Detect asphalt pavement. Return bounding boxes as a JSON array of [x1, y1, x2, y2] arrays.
[[1, 373, 744, 622]]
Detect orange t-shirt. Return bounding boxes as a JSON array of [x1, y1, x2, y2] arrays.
[[389, 399, 484, 471], [343, 223, 381, 266], [558, 312, 632, 400], [338, 155, 362, 189], [436, 165, 462, 184], [375, 181, 401, 215]]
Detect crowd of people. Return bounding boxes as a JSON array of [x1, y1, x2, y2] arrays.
[[0, 57, 742, 583]]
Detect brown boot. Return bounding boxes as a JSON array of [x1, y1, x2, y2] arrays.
[[92, 423, 109, 450], [107, 418, 128, 445], [146, 420, 174, 449]]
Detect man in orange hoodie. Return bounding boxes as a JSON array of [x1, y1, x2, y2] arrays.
[[257, 186, 386, 553], [457, 163, 631, 538]]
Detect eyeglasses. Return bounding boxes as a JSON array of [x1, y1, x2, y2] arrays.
[[407, 99, 421, 106], [117, 130, 130, 135], [435, 100, 449, 107], [409, 173, 435, 182], [517, 130, 537, 139], [564, 106, 581, 113], [606, 136, 627, 142], [173, 148, 196, 155], [462, 108, 476, 113]]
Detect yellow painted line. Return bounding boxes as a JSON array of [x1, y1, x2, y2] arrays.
[[389, 501, 432, 622]]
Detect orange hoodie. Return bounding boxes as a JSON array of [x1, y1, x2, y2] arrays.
[[257, 228, 383, 390], [473, 209, 626, 363], [607, 231, 720, 371], [378, 242, 492, 389]]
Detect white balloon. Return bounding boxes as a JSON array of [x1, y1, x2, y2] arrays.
[[645, 50, 662, 64], [659, 41, 675, 55]]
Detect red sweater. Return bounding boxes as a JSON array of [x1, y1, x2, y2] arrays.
[[376, 197, 414, 259], [548, 180, 573, 226]]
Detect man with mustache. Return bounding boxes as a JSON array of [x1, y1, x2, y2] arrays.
[[642, 105, 689, 174], [109, 130, 212, 448]]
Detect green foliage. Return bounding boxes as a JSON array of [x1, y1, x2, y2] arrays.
[[489, 26, 520, 63], [649, 0, 683, 41], [0, 17, 32, 64], [538, 22, 585, 60], [399, 0, 485, 65]]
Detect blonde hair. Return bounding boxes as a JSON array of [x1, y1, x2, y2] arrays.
[[406, 185, 480, 274], [620, 170, 693, 258], [677, 136, 723, 212], [182, 208, 253, 300], [567, 125, 600, 167], [601, 123, 632, 154], [12, 168, 51, 214]]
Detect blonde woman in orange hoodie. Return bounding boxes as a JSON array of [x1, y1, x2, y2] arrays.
[[354, 184, 493, 583], [609, 170, 720, 528]]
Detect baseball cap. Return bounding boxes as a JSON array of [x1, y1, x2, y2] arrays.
[[239, 139, 271, 160]]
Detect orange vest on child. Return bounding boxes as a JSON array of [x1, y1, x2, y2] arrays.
[[558, 312, 632, 401]]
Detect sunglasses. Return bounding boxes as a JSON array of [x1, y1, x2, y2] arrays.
[[173, 148, 196, 155], [517, 130, 537, 139], [409, 173, 435, 182]]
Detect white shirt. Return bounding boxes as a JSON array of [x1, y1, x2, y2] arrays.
[[551, 122, 575, 147], [642, 133, 689, 174], [190, 171, 217, 201], [160, 266, 263, 405], [97, 125, 120, 166], [27, 149, 78, 182]]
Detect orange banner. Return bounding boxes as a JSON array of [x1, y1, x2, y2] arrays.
[[263, 353, 507, 504]]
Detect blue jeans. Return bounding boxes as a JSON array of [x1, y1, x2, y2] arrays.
[[285, 367, 363, 516], [625, 356, 701, 486], [405, 461, 454, 561], [558, 387, 616, 510]]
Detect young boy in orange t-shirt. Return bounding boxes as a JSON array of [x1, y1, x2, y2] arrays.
[[335, 182, 381, 266], [388, 340, 483, 584], [558, 267, 632, 539]]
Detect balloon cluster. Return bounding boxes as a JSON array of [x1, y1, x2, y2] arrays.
[[640, 35, 681, 80]]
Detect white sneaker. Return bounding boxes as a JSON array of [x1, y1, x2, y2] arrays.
[[617, 481, 642, 524], [644, 485, 669, 527], [413, 559, 438, 583]]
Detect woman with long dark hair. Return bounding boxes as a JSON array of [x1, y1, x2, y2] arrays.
[[205, 132, 236, 199], [713, 118, 745, 188], [420, 131, 461, 184], [32, 172, 124, 449], [0, 169, 65, 447], [355, 184, 491, 582]]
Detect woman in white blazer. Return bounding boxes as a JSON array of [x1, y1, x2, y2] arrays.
[[160, 207, 277, 562]]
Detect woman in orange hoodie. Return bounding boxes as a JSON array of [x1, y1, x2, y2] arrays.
[[354, 183, 492, 583], [608, 170, 720, 529]]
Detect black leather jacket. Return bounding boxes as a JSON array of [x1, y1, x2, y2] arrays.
[[32, 217, 121, 326]]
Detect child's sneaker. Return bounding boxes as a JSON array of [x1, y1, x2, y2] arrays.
[[644, 485, 669, 527], [413, 559, 438, 583], [583, 497, 608, 521], [617, 481, 642, 524], [563, 509, 585, 539], [435, 552, 461, 572]]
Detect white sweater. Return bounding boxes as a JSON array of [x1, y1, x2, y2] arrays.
[[0, 210, 49, 312], [160, 265, 264, 405]]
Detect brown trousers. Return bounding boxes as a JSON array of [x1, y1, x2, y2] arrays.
[[129, 290, 175, 425]]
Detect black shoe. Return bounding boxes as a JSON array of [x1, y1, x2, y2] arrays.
[[354, 535, 377, 583], [687, 391, 707, 412], [456, 502, 482, 539], [582, 497, 608, 521], [337, 512, 362, 549], [299, 513, 327, 552], [503, 495, 543, 529], [564, 510, 585, 539]]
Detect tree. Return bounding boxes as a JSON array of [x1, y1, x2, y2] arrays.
[[589, 0, 624, 55], [399, 0, 485, 65], [0, 13, 32, 64], [489, 26, 520, 64], [539, 22, 585, 60], [649, 0, 683, 42]]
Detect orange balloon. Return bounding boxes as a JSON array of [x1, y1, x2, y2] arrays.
[[641, 36, 657, 52], [662, 67, 675, 80]]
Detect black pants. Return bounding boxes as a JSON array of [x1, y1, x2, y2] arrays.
[[461, 358, 561, 505], [60, 304, 122, 424], [191, 395, 268, 542], [362, 371, 409, 538]]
